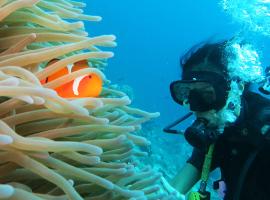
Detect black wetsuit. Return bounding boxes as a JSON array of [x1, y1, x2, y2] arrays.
[[187, 91, 270, 200]]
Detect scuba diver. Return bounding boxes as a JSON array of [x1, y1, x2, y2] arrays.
[[164, 41, 270, 200]]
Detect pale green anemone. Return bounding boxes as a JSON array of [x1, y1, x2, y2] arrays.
[[0, 0, 178, 199]]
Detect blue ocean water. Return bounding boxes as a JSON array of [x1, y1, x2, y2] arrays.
[[87, 0, 241, 125]]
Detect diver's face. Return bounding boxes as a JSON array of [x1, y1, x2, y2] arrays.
[[193, 80, 243, 129], [181, 95, 222, 129], [194, 109, 219, 128]]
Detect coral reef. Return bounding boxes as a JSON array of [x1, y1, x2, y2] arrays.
[[0, 0, 175, 199]]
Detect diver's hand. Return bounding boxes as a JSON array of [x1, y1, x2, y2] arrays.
[[160, 176, 186, 200]]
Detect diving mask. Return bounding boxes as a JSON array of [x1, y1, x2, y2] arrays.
[[170, 71, 230, 112]]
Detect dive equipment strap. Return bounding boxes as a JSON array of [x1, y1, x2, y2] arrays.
[[200, 144, 215, 186], [163, 112, 193, 134], [188, 144, 215, 200]]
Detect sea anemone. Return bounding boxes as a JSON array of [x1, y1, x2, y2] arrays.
[[0, 1, 176, 199]]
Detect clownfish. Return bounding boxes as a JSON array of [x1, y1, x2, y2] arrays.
[[41, 59, 103, 98]]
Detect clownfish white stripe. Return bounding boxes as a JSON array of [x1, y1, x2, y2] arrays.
[[73, 75, 88, 95], [67, 63, 74, 74]]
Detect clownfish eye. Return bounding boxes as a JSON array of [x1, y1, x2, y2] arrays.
[[89, 75, 92, 79]]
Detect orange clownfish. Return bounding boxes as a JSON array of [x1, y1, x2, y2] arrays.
[[41, 59, 103, 98]]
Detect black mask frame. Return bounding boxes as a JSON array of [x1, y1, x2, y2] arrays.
[[170, 71, 230, 112]]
